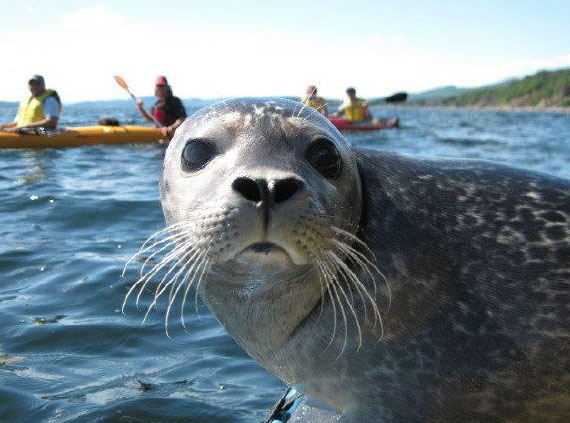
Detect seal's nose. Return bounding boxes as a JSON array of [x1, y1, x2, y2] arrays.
[[232, 177, 303, 205], [271, 178, 302, 204]]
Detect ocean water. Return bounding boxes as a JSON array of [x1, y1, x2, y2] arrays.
[[0, 101, 569, 423]]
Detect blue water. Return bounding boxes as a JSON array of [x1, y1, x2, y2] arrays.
[[0, 101, 569, 422]]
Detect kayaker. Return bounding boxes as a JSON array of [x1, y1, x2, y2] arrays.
[[300, 85, 328, 116], [0, 75, 61, 133], [334, 87, 371, 123], [136, 76, 187, 139]]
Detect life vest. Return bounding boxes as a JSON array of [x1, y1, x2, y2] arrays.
[[341, 98, 367, 122], [16, 89, 61, 126], [152, 107, 167, 126], [301, 96, 326, 111]]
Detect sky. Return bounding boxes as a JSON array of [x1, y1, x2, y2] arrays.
[[1, 0, 569, 102]]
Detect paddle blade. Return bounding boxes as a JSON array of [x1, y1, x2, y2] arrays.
[[113, 75, 129, 91]]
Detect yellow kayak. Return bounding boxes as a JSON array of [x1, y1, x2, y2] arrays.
[[0, 125, 164, 149]]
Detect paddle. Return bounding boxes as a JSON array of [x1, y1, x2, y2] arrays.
[[113, 75, 163, 127]]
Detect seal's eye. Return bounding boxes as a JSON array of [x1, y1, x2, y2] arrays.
[[181, 140, 214, 171], [305, 138, 342, 179]]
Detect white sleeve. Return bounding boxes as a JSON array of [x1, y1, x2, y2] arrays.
[[43, 96, 60, 118]]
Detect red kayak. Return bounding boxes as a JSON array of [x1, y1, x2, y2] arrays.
[[329, 117, 399, 132]]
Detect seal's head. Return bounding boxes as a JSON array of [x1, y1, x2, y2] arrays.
[[160, 98, 361, 275]]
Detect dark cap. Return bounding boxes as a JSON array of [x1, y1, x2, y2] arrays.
[[346, 87, 356, 94], [29, 74, 45, 85], [155, 75, 168, 86]]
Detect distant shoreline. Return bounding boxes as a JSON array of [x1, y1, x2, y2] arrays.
[[385, 103, 570, 114]]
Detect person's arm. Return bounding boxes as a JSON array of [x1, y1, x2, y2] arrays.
[[319, 101, 328, 117], [160, 98, 186, 138], [136, 99, 155, 123], [17, 116, 58, 130], [0, 111, 19, 131], [161, 117, 185, 138], [362, 101, 371, 120], [0, 122, 17, 130], [332, 104, 345, 117]]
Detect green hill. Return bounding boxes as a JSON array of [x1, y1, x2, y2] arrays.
[[434, 68, 570, 108], [408, 85, 470, 102]]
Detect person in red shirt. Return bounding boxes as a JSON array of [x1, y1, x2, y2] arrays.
[[136, 76, 187, 139]]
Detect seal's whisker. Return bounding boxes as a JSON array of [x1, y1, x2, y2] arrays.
[[158, 244, 203, 314], [122, 221, 197, 277], [331, 239, 378, 300], [152, 243, 202, 305], [134, 245, 187, 304], [316, 261, 339, 350], [325, 251, 364, 351], [334, 249, 384, 340], [331, 227, 377, 264], [331, 227, 392, 310], [330, 239, 385, 318], [122, 240, 192, 314], [174, 248, 210, 332], [165, 248, 210, 336], [123, 233, 176, 279], [328, 248, 368, 322], [193, 256, 212, 320], [142, 238, 205, 315], [319, 258, 349, 357], [302, 102, 329, 122], [134, 240, 198, 309], [176, 249, 209, 332], [331, 241, 386, 338], [179, 248, 211, 331], [139, 229, 195, 277], [297, 101, 308, 118], [312, 259, 328, 322]]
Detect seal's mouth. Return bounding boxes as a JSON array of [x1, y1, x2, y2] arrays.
[[248, 242, 279, 254], [234, 241, 297, 267]]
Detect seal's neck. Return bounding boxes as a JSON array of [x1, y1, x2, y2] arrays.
[[201, 266, 323, 363]]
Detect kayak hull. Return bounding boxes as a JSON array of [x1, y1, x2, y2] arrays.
[[0, 125, 163, 149], [329, 117, 399, 132]]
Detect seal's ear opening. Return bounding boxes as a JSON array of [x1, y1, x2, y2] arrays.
[[352, 148, 392, 237], [98, 117, 121, 126]]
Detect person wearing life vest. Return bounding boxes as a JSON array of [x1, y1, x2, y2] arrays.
[[300, 85, 328, 116], [136, 76, 187, 139], [0, 75, 62, 133], [334, 87, 371, 123]]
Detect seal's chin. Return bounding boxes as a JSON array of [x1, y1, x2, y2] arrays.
[[234, 242, 297, 268]]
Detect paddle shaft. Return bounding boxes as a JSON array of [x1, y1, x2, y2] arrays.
[[113, 76, 164, 127]]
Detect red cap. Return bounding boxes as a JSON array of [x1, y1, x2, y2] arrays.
[[155, 75, 168, 86]]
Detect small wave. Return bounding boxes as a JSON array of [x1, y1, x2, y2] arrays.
[[437, 136, 505, 146]]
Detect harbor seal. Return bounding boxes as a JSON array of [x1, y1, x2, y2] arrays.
[[125, 98, 570, 422]]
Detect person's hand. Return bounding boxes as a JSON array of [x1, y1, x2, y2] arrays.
[[159, 126, 175, 138], [135, 99, 144, 109]]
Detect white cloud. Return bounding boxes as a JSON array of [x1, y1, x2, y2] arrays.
[[60, 3, 125, 32], [368, 34, 407, 49], [0, 5, 568, 102]]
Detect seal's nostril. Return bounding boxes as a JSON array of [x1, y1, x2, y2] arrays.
[[273, 178, 302, 204], [232, 177, 263, 202]]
